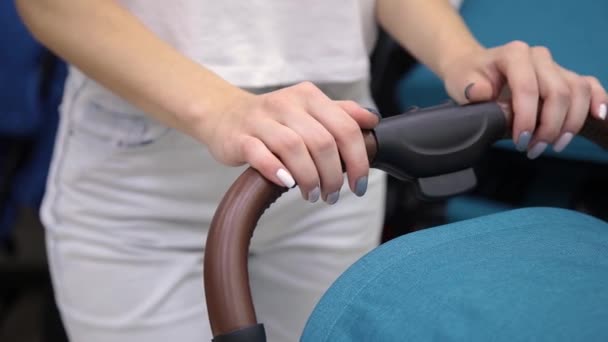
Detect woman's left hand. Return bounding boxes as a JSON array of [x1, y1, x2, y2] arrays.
[[442, 41, 608, 159]]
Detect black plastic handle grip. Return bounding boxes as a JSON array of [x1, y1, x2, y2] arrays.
[[374, 102, 506, 178], [373, 102, 508, 199]]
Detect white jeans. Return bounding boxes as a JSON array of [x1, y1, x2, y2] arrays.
[[41, 76, 386, 342]]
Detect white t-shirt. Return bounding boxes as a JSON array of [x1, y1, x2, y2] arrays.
[[66, 0, 462, 110], [119, 0, 378, 87], [68, 0, 378, 109]]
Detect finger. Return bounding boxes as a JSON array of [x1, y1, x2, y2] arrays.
[[552, 68, 592, 153], [255, 122, 325, 202], [239, 135, 297, 189], [494, 41, 540, 151], [442, 52, 501, 105], [307, 98, 370, 198], [526, 47, 570, 159], [459, 77, 496, 104], [281, 111, 347, 203], [583, 76, 608, 121], [335, 100, 380, 128], [445, 69, 497, 105]]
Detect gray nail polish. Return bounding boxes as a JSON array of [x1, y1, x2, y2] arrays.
[[355, 176, 368, 197], [516, 131, 532, 152], [364, 107, 382, 119], [326, 191, 340, 205], [308, 186, 320, 203], [527, 142, 548, 160], [464, 83, 475, 101], [553, 132, 573, 153]]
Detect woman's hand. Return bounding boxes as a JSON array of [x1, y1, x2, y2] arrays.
[[17, 0, 381, 204], [195, 82, 379, 204], [442, 41, 608, 159]]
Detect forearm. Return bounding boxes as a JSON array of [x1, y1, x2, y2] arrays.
[[376, 0, 483, 79], [16, 0, 245, 138]]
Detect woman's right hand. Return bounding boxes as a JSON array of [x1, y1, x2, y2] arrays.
[[16, 1, 378, 205], [196, 82, 379, 204]]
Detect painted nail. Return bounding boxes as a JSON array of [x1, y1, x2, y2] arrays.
[[599, 104, 607, 120], [276, 168, 296, 188], [515, 131, 532, 152], [464, 83, 475, 101], [527, 142, 548, 160], [354, 176, 368, 197], [364, 107, 382, 119], [326, 191, 340, 205], [553, 132, 574, 153], [307, 186, 320, 203]]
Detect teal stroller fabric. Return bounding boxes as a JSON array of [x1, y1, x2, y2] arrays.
[[302, 208, 608, 341]]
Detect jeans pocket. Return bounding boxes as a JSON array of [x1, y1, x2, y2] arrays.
[[71, 98, 170, 148]]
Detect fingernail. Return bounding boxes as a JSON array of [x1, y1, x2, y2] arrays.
[[527, 142, 548, 160], [276, 168, 296, 188], [553, 132, 574, 153], [354, 176, 368, 197], [464, 83, 475, 101], [326, 191, 340, 205], [364, 107, 382, 119], [515, 131, 532, 152], [307, 186, 320, 203], [599, 104, 607, 120]]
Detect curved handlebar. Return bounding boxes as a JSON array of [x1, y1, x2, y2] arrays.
[[204, 131, 377, 341], [204, 101, 608, 341]]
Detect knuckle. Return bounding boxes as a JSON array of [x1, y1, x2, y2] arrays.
[[550, 85, 571, 104], [519, 83, 539, 98], [280, 131, 304, 153], [341, 100, 359, 110], [584, 75, 600, 86], [309, 132, 336, 153], [242, 114, 260, 131], [263, 94, 289, 111], [507, 40, 530, 52], [532, 46, 552, 59], [240, 136, 257, 160], [337, 122, 362, 143], [575, 77, 592, 96], [296, 81, 319, 95]]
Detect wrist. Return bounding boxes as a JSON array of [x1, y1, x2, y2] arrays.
[[179, 81, 253, 145]]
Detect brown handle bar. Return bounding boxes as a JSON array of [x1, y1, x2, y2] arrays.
[[204, 102, 608, 338]]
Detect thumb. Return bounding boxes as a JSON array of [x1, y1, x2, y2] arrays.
[[447, 72, 495, 104]]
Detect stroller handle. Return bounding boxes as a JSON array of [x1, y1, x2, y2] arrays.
[[204, 101, 608, 341]]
